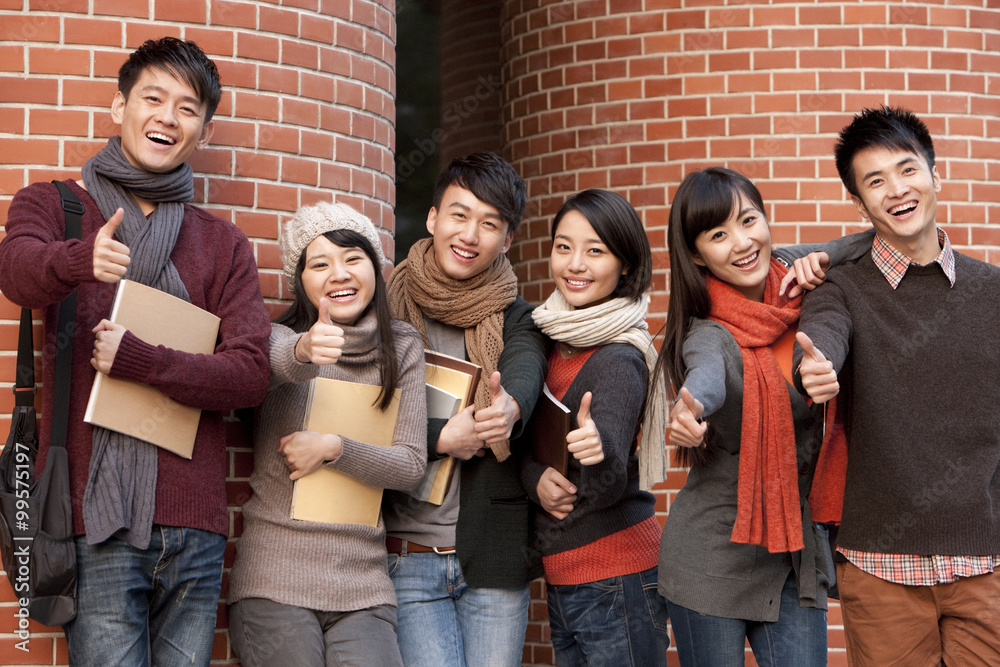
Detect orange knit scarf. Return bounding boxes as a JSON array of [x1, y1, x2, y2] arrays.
[[707, 259, 804, 553]]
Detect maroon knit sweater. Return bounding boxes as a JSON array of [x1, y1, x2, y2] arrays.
[[0, 180, 270, 538]]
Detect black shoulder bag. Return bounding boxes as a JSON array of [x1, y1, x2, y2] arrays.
[[0, 180, 83, 626]]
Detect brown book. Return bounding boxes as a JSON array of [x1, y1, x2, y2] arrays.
[[526, 385, 572, 477], [290, 377, 401, 526], [84, 280, 220, 459], [416, 350, 482, 505]]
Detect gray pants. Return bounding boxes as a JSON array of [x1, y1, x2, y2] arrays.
[[228, 598, 403, 667]]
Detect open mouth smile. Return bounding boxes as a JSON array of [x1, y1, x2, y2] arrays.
[[147, 132, 177, 146], [733, 251, 759, 269]]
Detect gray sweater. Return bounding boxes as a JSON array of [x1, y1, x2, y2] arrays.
[[658, 235, 872, 622], [228, 310, 427, 612]]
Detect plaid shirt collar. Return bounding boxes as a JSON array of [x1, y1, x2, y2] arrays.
[[870, 228, 956, 290]]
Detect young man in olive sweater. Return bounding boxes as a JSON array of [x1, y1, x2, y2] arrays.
[[383, 152, 547, 666], [796, 106, 1000, 664]]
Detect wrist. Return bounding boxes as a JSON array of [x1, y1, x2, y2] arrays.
[[324, 434, 343, 462], [294, 334, 310, 364]]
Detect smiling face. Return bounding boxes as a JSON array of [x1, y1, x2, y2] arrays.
[[692, 195, 772, 302], [426, 184, 513, 281], [550, 210, 627, 308], [301, 235, 376, 326], [111, 66, 214, 174], [850, 145, 942, 264]]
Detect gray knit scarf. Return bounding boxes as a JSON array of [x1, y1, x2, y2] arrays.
[[81, 136, 195, 548]]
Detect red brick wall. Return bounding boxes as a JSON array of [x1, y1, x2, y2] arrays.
[[0, 2, 395, 664], [499, 1, 1000, 665], [439, 0, 505, 164]]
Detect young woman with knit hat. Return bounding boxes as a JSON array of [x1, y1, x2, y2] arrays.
[[657, 167, 871, 666], [520, 188, 670, 665], [227, 201, 426, 667]]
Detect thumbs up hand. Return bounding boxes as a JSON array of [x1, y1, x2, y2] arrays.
[[474, 371, 522, 444], [669, 387, 707, 448], [796, 331, 839, 403], [566, 391, 604, 465], [93, 208, 130, 283], [294, 298, 346, 365]]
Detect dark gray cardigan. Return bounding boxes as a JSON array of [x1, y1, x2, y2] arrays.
[[658, 235, 872, 622]]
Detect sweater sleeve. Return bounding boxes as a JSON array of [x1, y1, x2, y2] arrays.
[[0, 181, 99, 306], [327, 326, 428, 491], [773, 230, 875, 269], [107, 224, 271, 412], [793, 278, 853, 392], [679, 319, 731, 418], [268, 324, 320, 390], [497, 297, 549, 440], [573, 345, 648, 512]]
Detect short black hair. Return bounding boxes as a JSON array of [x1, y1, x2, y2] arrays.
[[119, 37, 222, 123], [432, 152, 527, 235], [551, 189, 652, 301], [835, 105, 935, 198]]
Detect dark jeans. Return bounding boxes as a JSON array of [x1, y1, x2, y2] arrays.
[[666, 572, 827, 667], [228, 597, 402, 667], [546, 566, 669, 666]]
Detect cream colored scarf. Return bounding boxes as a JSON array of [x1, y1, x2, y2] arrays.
[[532, 291, 667, 490], [387, 238, 518, 460]]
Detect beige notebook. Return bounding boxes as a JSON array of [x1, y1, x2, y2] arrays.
[[419, 351, 481, 505], [290, 377, 401, 526], [84, 280, 220, 459]]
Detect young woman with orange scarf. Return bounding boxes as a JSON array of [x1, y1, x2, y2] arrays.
[[656, 168, 871, 665]]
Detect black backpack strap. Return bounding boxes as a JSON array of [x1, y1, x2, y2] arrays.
[[14, 308, 35, 406], [48, 181, 83, 450]]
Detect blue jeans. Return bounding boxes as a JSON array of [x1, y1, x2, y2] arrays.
[[64, 526, 226, 667], [547, 567, 669, 666], [666, 572, 827, 667], [387, 551, 529, 667]]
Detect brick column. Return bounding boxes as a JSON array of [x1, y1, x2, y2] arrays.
[[501, 2, 1000, 665], [0, 2, 395, 664]]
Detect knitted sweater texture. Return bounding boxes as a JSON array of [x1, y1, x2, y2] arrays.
[[0, 180, 271, 537], [228, 312, 427, 611], [795, 252, 1000, 556], [521, 344, 656, 560]]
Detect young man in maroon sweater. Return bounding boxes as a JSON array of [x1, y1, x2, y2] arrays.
[[0, 38, 270, 666]]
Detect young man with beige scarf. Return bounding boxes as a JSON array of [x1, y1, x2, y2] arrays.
[[0, 38, 270, 666], [384, 152, 547, 666]]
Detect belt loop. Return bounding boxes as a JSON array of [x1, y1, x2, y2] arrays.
[[401, 539, 408, 556]]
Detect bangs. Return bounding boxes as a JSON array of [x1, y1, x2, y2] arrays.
[[677, 169, 766, 249]]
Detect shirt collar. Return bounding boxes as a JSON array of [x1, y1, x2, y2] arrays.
[[870, 228, 956, 290]]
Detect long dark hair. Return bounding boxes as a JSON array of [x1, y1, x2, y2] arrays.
[[274, 229, 399, 411], [656, 167, 767, 466]]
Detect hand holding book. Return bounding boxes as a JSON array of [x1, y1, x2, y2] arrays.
[[537, 467, 576, 521], [279, 430, 343, 480]]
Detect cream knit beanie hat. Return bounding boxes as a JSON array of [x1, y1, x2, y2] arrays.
[[280, 201, 386, 285]]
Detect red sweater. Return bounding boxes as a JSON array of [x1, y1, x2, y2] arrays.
[[0, 180, 271, 537]]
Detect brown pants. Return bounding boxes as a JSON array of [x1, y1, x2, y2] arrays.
[[837, 560, 1000, 666]]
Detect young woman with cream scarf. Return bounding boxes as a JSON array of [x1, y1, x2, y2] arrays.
[[520, 189, 669, 666]]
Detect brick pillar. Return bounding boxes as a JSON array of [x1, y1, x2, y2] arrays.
[[438, 0, 505, 164], [501, 2, 1000, 665], [0, 2, 395, 664]]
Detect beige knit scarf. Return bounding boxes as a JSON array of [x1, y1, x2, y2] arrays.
[[532, 291, 667, 490], [387, 238, 518, 460]]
